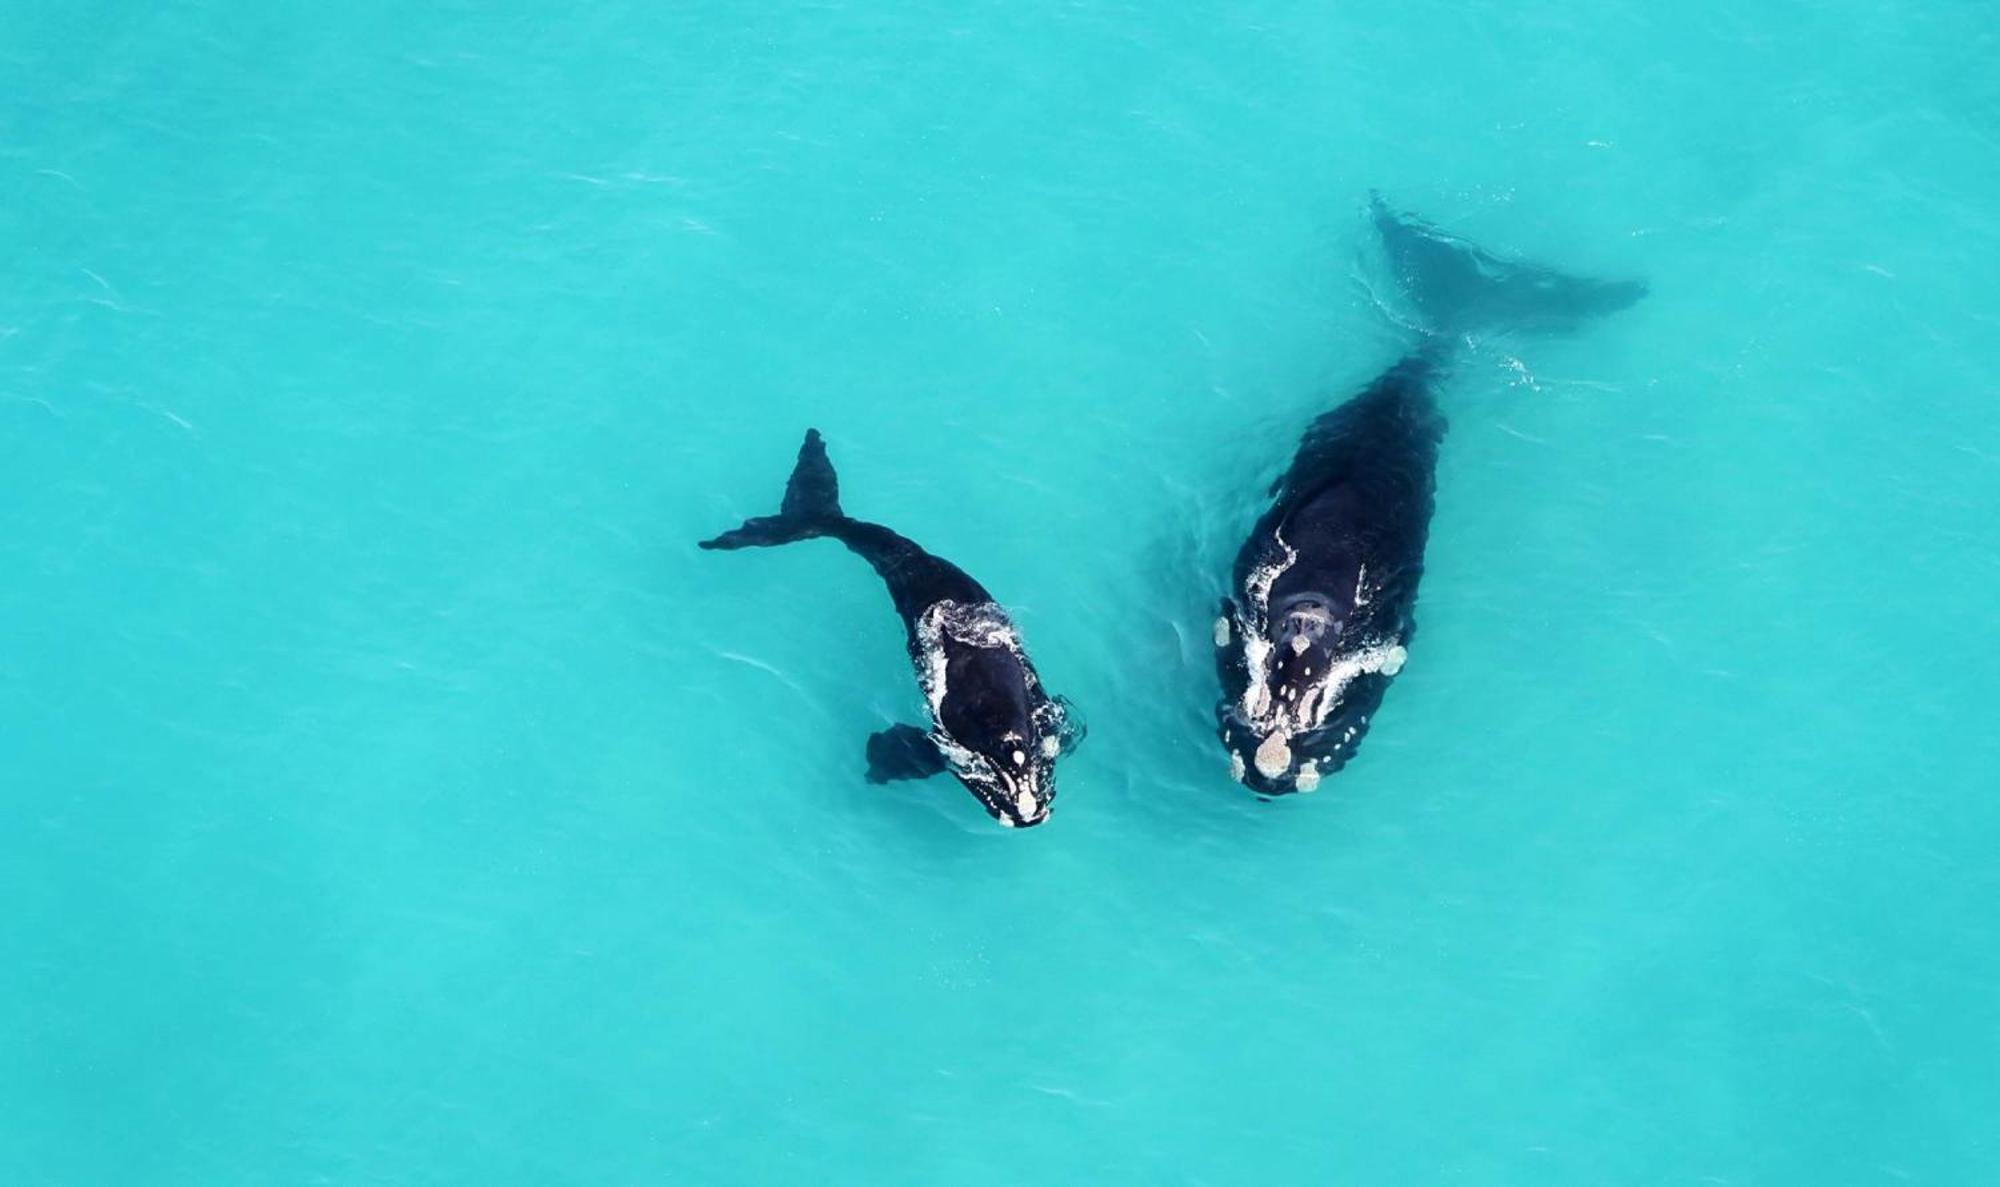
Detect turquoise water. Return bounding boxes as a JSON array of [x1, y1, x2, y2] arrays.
[[5, 1, 1998, 1182]]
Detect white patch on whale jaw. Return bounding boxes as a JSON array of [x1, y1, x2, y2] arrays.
[[1232, 535, 1296, 722], [1253, 731, 1292, 781], [949, 759, 1047, 827]]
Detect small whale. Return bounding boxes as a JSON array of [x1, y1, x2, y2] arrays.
[[1215, 195, 1645, 796], [701, 430, 1083, 827]]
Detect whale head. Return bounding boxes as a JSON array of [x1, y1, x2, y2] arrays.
[[937, 688, 1083, 828], [917, 601, 1084, 829], [1215, 592, 1403, 796]]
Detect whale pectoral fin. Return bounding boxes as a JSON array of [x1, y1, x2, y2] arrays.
[[1051, 695, 1086, 757], [865, 724, 948, 784]]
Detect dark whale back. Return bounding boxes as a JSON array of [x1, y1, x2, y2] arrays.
[[1247, 348, 1445, 642], [818, 518, 991, 630]]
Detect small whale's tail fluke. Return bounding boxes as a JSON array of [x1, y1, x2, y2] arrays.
[[699, 428, 847, 550], [1371, 192, 1646, 338]]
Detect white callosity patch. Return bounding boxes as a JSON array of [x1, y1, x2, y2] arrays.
[[1254, 731, 1292, 781], [1296, 683, 1324, 727], [1242, 680, 1271, 722], [1228, 529, 1406, 782], [1233, 535, 1296, 724], [1228, 751, 1246, 783], [1213, 616, 1231, 647]]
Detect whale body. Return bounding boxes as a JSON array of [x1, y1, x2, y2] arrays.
[[702, 431, 1081, 827], [1215, 197, 1645, 795]]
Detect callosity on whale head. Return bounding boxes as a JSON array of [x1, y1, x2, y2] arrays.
[[1214, 546, 1407, 796], [915, 600, 1084, 827]]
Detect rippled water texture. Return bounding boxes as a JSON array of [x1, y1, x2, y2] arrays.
[[5, 2, 1997, 1183]]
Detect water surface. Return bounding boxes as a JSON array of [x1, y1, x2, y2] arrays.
[[4, 2, 1997, 1183]]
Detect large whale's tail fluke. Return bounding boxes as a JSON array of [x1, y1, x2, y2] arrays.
[[698, 428, 847, 550], [1371, 192, 1646, 338]]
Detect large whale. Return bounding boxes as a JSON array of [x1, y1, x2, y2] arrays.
[[1214, 196, 1646, 795], [701, 430, 1082, 827]]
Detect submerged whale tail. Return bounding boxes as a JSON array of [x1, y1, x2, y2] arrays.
[[1371, 192, 1646, 338], [698, 429, 847, 550]]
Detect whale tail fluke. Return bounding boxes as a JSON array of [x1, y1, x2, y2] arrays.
[[699, 428, 847, 550], [1371, 192, 1646, 338]]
